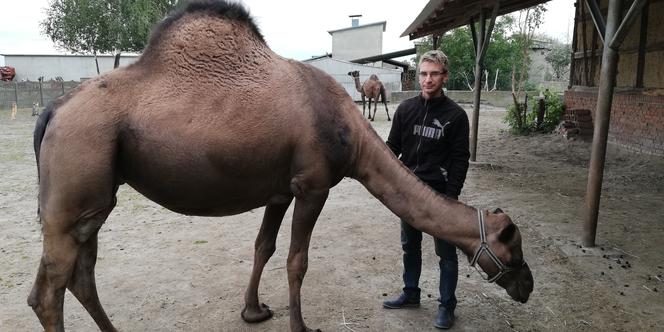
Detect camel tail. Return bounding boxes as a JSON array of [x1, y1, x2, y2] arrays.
[[33, 103, 57, 222], [33, 103, 56, 173]]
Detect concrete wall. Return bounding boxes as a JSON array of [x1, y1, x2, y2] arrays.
[[565, 89, 664, 156], [2, 54, 139, 82], [391, 90, 539, 107]]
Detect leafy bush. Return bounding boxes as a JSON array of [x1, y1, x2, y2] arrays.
[[504, 89, 565, 135], [535, 89, 565, 133]]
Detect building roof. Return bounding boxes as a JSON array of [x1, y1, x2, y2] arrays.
[[401, 0, 550, 40], [328, 21, 386, 35]]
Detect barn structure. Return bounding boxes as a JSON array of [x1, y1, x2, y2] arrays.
[[565, 0, 663, 157]]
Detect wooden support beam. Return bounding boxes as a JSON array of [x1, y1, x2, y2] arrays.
[[610, 0, 648, 49], [585, 0, 606, 43], [581, 1, 590, 85], [636, 2, 648, 88], [470, 3, 499, 162], [569, 0, 580, 88], [584, 0, 622, 247]]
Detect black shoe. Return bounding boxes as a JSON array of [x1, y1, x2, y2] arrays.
[[434, 307, 455, 329], [382, 293, 420, 309]]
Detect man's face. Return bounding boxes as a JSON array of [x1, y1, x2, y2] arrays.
[[418, 60, 448, 99]]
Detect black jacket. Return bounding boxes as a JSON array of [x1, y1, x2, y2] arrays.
[[386, 94, 470, 198]]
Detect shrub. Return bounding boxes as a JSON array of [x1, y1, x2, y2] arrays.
[[504, 89, 565, 135]]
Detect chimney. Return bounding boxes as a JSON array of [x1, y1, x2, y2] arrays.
[[349, 14, 362, 27]]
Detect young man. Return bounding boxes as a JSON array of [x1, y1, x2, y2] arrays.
[[383, 50, 470, 329]]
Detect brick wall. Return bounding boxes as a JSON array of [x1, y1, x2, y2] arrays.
[[564, 89, 664, 156]]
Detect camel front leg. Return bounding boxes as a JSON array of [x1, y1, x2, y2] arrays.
[[287, 191, 328, 332], [242, 199, 293, 323]]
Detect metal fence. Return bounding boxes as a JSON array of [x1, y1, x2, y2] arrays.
[[0, 80, 80, 109]]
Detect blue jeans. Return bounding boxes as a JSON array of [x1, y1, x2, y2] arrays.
[[400, 219, 458, 310]]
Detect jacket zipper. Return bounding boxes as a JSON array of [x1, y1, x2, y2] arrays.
[[412, 99, 430, 173]]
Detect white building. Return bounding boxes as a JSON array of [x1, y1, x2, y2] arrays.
[[303, 56, 401, 101], [328, 20, 386, 65], [0, 54, 139, 81]]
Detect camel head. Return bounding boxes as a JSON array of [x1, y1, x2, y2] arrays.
[[469, 208, 534, 303], [347, 70, 360, 78]]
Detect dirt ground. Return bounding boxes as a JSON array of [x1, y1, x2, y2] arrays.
[[1, 103, 663, 332]]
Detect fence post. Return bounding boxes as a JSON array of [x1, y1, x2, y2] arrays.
[[14, 81, 19, 106], [38, 77, 44, 107]]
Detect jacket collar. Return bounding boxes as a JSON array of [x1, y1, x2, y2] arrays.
[[418, 92, 447, 107]]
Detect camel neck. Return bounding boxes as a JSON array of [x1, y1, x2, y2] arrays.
[[352, 77, 362, 92], [351, 128, 478, 254]]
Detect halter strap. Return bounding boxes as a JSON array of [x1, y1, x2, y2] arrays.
[[468, 209, 513, 283]]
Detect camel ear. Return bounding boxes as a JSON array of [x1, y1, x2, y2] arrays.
[[498, 223, 517, 243], [492, 207, 504, 214]]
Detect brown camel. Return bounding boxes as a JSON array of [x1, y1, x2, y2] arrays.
[[28, 2, 533, 332], [348, 70, 390, 121]]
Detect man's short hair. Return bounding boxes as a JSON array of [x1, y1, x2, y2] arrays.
[[419, 50, 449, 71]]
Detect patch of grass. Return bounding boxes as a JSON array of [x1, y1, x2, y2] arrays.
[[193, 240, 208, 245]]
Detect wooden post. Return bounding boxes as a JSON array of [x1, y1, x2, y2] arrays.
[[569, 0, 580, 88], [13, 81, 19, 107], [469, 4, 498, 162], [38, 77, 44, 107], [635, 2, 648, 88], [583, 0, 622, 247], [581, 0, 590, 85]]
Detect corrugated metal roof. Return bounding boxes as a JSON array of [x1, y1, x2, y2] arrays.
[[402, 0, 551, 40]]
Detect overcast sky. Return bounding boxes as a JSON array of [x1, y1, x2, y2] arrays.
[[0, 0, 575, 64]]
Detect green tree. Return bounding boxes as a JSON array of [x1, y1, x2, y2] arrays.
[[545, 42, 571, 80], [414, 16, 522, 91], [509, 4, 546, 134], [41, 0, 177, 74]]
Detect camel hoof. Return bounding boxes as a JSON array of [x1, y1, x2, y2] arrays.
[[241, 303, 273, 323], [387, 118, 391, 121]]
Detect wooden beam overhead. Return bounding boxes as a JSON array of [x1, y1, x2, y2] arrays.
[[402, 0, 551, 40]]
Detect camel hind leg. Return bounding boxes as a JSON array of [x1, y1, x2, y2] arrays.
[[66, 201, 117, 331], [382, 99, 390, 121], [242, 198, 293, 323], [368, 98, 375, 121], [28, 202, 117, 332], [29, 131, 119, 331]]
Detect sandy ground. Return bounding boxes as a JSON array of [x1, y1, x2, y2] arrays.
[[1, 103, 663, 332]]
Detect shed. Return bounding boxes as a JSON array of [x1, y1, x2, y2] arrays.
[[303, 56, 402, 101]]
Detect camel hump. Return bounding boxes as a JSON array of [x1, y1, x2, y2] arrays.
[[141, 0, 264, 59], [369, 74, 379, 81]]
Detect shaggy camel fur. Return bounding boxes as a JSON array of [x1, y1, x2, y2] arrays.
[[29, 2, 533, 331], [348, 70, 390, 121]]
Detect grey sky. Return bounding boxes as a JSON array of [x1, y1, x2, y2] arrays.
[[0, 0, 575, 64]]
